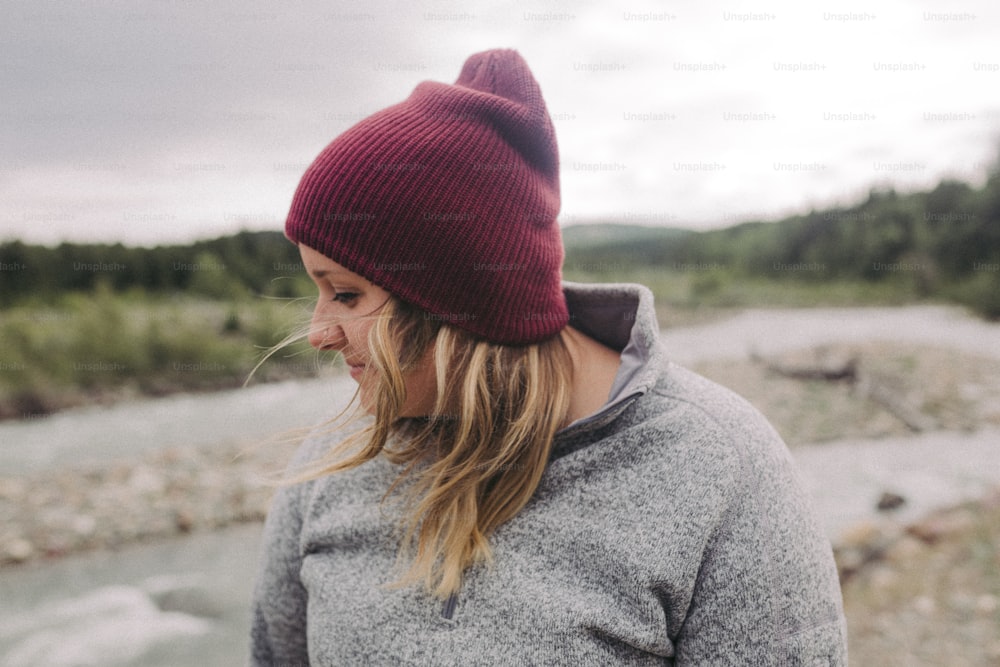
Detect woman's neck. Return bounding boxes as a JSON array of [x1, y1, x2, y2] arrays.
[[560, 326, 622, 427]]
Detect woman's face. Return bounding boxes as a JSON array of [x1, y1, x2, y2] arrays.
[[299, 244, 436, 416]]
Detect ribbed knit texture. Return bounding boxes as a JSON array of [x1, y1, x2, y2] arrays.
[[249, 283, 849, 665], [285, 49, 568, 344]]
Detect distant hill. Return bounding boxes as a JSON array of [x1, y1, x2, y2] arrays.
[[561, 222, 693, 249], [561, 223, 694, 270]]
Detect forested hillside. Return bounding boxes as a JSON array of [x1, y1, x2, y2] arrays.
[[0, 231, 308, 305], [2, 166, 999, 317], [564, 169, 1000, 318]]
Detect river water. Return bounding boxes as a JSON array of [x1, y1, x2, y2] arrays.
[[1, 305, 998, 666], [659, 303, 1000, 365], [0, 373, 358, 476]]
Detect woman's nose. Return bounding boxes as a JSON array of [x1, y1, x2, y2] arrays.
[[308, 307, 345, 350]]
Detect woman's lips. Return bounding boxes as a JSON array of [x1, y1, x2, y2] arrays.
[[349, 364, 366, 380]]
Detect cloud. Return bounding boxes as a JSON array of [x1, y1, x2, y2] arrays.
[[1, 0, 998, 244]]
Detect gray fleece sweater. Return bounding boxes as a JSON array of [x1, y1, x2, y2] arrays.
[[249, 283, 848, 666]]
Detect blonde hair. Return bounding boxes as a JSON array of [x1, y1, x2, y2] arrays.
[[297, 296, 574, 599]]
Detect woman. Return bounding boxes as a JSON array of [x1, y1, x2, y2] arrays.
[[250, 49, 847, 665]]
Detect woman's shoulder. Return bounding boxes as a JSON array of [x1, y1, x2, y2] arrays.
[[632, 359, 792, 467], [654, 362, 777, 427]]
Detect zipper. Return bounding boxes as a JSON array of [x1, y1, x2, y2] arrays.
[[441, 590, 458, 620]]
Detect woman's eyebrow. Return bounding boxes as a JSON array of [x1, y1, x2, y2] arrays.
[[309, 267, 365, 284], [310, 268, 349, 279]]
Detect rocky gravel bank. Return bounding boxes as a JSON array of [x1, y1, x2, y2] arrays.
[[2, 419, 996, 590], [0, 437, 299, 567], [839, 488, 1000, 666], [3, 338, 999, 574]]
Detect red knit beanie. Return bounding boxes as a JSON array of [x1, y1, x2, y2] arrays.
[[285, 49, 568, 344]]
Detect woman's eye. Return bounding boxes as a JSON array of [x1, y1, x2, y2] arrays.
[[331, 291, 359, 304]]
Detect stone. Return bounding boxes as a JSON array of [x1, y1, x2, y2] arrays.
[[175, 509, 195, 533], [876, 491, 906, 511], [837, 519, 883, 549], [72, 514, 97, 536], [883, 535, 926, 565], [906, 510, 975, 544], [835, 519, 898, 578], [3, 537, 34, 562], [128, 465, 167, 494], [866, 564, 898, 591], [145, 576, 225, 618]]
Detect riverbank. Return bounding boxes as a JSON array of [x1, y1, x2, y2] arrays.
[[0, 437, 297, 566], [0, 292, 319, 422], [3, 294, 980, 423], [4, 333, 999, 568], [5, 420, 1000, 570]]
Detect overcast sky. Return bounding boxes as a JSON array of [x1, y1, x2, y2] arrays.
[[2, 0, 998, 246]]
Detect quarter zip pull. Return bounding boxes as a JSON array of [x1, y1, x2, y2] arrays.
[[441, 591, 458, 620]]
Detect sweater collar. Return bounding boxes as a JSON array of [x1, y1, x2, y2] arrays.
[[554, 282, 664, 438]]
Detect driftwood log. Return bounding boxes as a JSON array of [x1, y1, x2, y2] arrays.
[[751, 349, 858, 382], [752, 348, 934, 433], [856, 375, 936, 433], [753, 352, 858, 382]]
